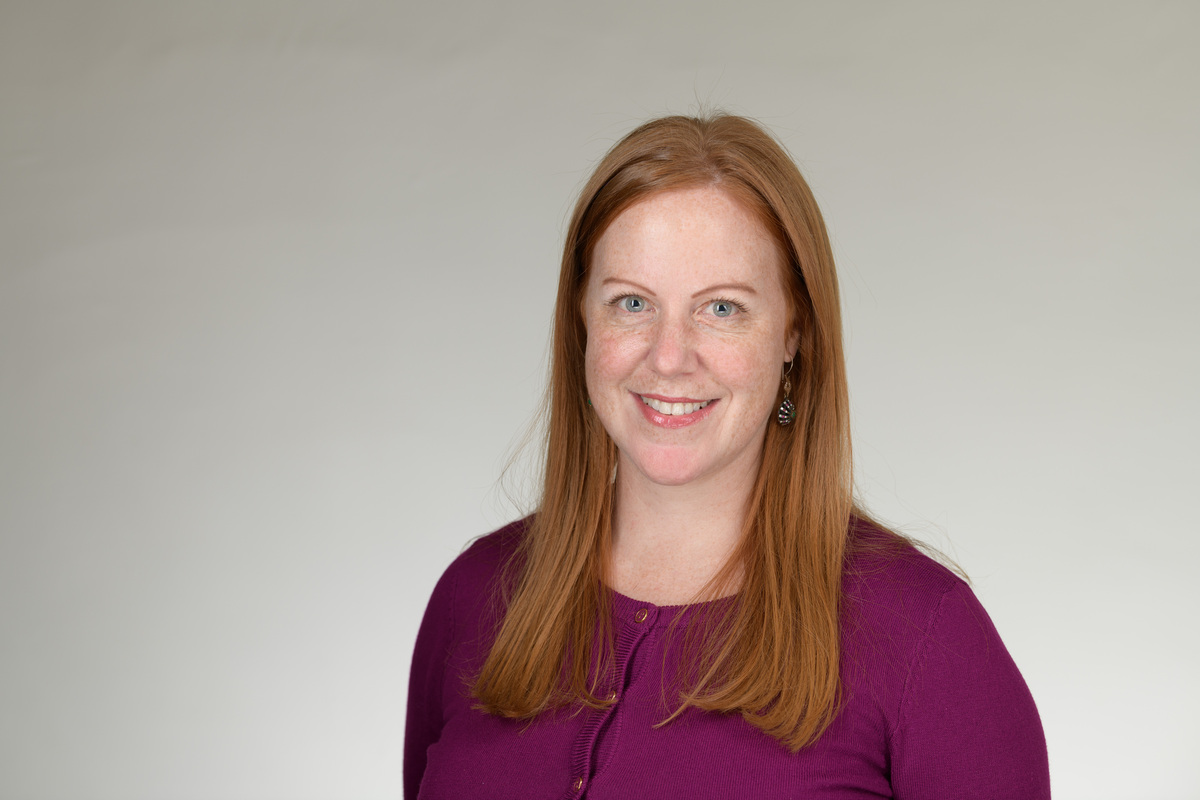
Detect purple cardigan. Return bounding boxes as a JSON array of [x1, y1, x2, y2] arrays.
[[405, 520, 1049, 799]]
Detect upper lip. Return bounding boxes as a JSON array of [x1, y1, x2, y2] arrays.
[[636, 392, 713, 404]]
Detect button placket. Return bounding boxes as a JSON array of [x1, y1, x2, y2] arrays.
[[565, 601, 658, 797]]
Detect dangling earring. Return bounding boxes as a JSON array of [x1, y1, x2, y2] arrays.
[[777, 361, 796, 426]]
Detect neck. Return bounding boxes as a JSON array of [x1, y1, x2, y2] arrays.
[[607, 454, 758, 606]]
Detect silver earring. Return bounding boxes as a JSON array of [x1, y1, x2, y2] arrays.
[[777, 362, 795, 426]]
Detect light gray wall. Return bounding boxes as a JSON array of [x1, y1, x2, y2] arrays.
[[2, 2, 1196, 798]]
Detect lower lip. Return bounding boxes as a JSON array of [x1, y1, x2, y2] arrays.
[[634, 393, 717, 429]]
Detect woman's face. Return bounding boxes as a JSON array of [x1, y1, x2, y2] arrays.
[[583, 186, 799, 492]]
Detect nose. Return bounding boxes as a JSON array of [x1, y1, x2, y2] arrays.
[[648, 315, 698, 377]]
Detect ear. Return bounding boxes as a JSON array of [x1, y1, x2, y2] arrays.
[[785, 327, 800, 363]]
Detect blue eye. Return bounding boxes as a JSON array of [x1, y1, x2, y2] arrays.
[[711, 300, 737, 317], [618, 295, 646, 313]]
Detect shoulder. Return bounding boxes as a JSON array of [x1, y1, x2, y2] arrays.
[[841, 518, 1012, 677], [405, 518, 530, 797], [842, 517, 967, 631], [420, 517, 529, 647], [839, 519, 1049, 796], [838, 517, 994, 719], [444, 516, 528, 591]]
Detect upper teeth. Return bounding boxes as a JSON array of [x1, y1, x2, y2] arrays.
[[641, 396, 710, 416]]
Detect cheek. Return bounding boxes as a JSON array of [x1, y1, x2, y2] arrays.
[[719, 336, 784, 406], [585, 327, 647, 389], [584, 330, 650, 436]]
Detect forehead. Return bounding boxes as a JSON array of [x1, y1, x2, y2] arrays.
[[590, 186, 784, 289]]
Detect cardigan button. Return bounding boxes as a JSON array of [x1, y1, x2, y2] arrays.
[[634, 608, 649, 623], [572, 776, 584, 791]]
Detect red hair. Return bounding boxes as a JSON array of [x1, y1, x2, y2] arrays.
[[473, 114, 868, 750]]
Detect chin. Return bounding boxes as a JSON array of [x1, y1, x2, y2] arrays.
[[622, 448, 711, 487]]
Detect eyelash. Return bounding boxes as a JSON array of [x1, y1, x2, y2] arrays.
[[604, 294, 748, 316], [709, 297, 748, 316], [606, 294, 644, 311]]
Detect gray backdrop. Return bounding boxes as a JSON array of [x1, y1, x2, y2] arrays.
[[2, 2, 1197, 798]]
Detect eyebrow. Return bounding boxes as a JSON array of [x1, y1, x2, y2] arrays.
[[600, 278, 759, 298]]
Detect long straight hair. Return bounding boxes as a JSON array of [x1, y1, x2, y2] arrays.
[[473, 114, 859, 750]]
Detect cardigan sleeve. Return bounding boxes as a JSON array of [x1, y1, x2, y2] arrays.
[[403, 565, 458, 800], [889, 580, 1050, 799]]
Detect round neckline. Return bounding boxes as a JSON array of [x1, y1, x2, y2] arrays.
[[608, 586, 737, 627]]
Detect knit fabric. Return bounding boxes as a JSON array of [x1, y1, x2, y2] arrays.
[[404, 519, 1050, 799]]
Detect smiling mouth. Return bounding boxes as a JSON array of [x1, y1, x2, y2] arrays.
[[639, 396, 713, 416]]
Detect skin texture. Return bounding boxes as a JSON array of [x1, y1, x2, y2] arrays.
[[583, 186, 799, 602]]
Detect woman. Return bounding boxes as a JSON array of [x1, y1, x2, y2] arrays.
[[405, 114, 1050, 799]]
